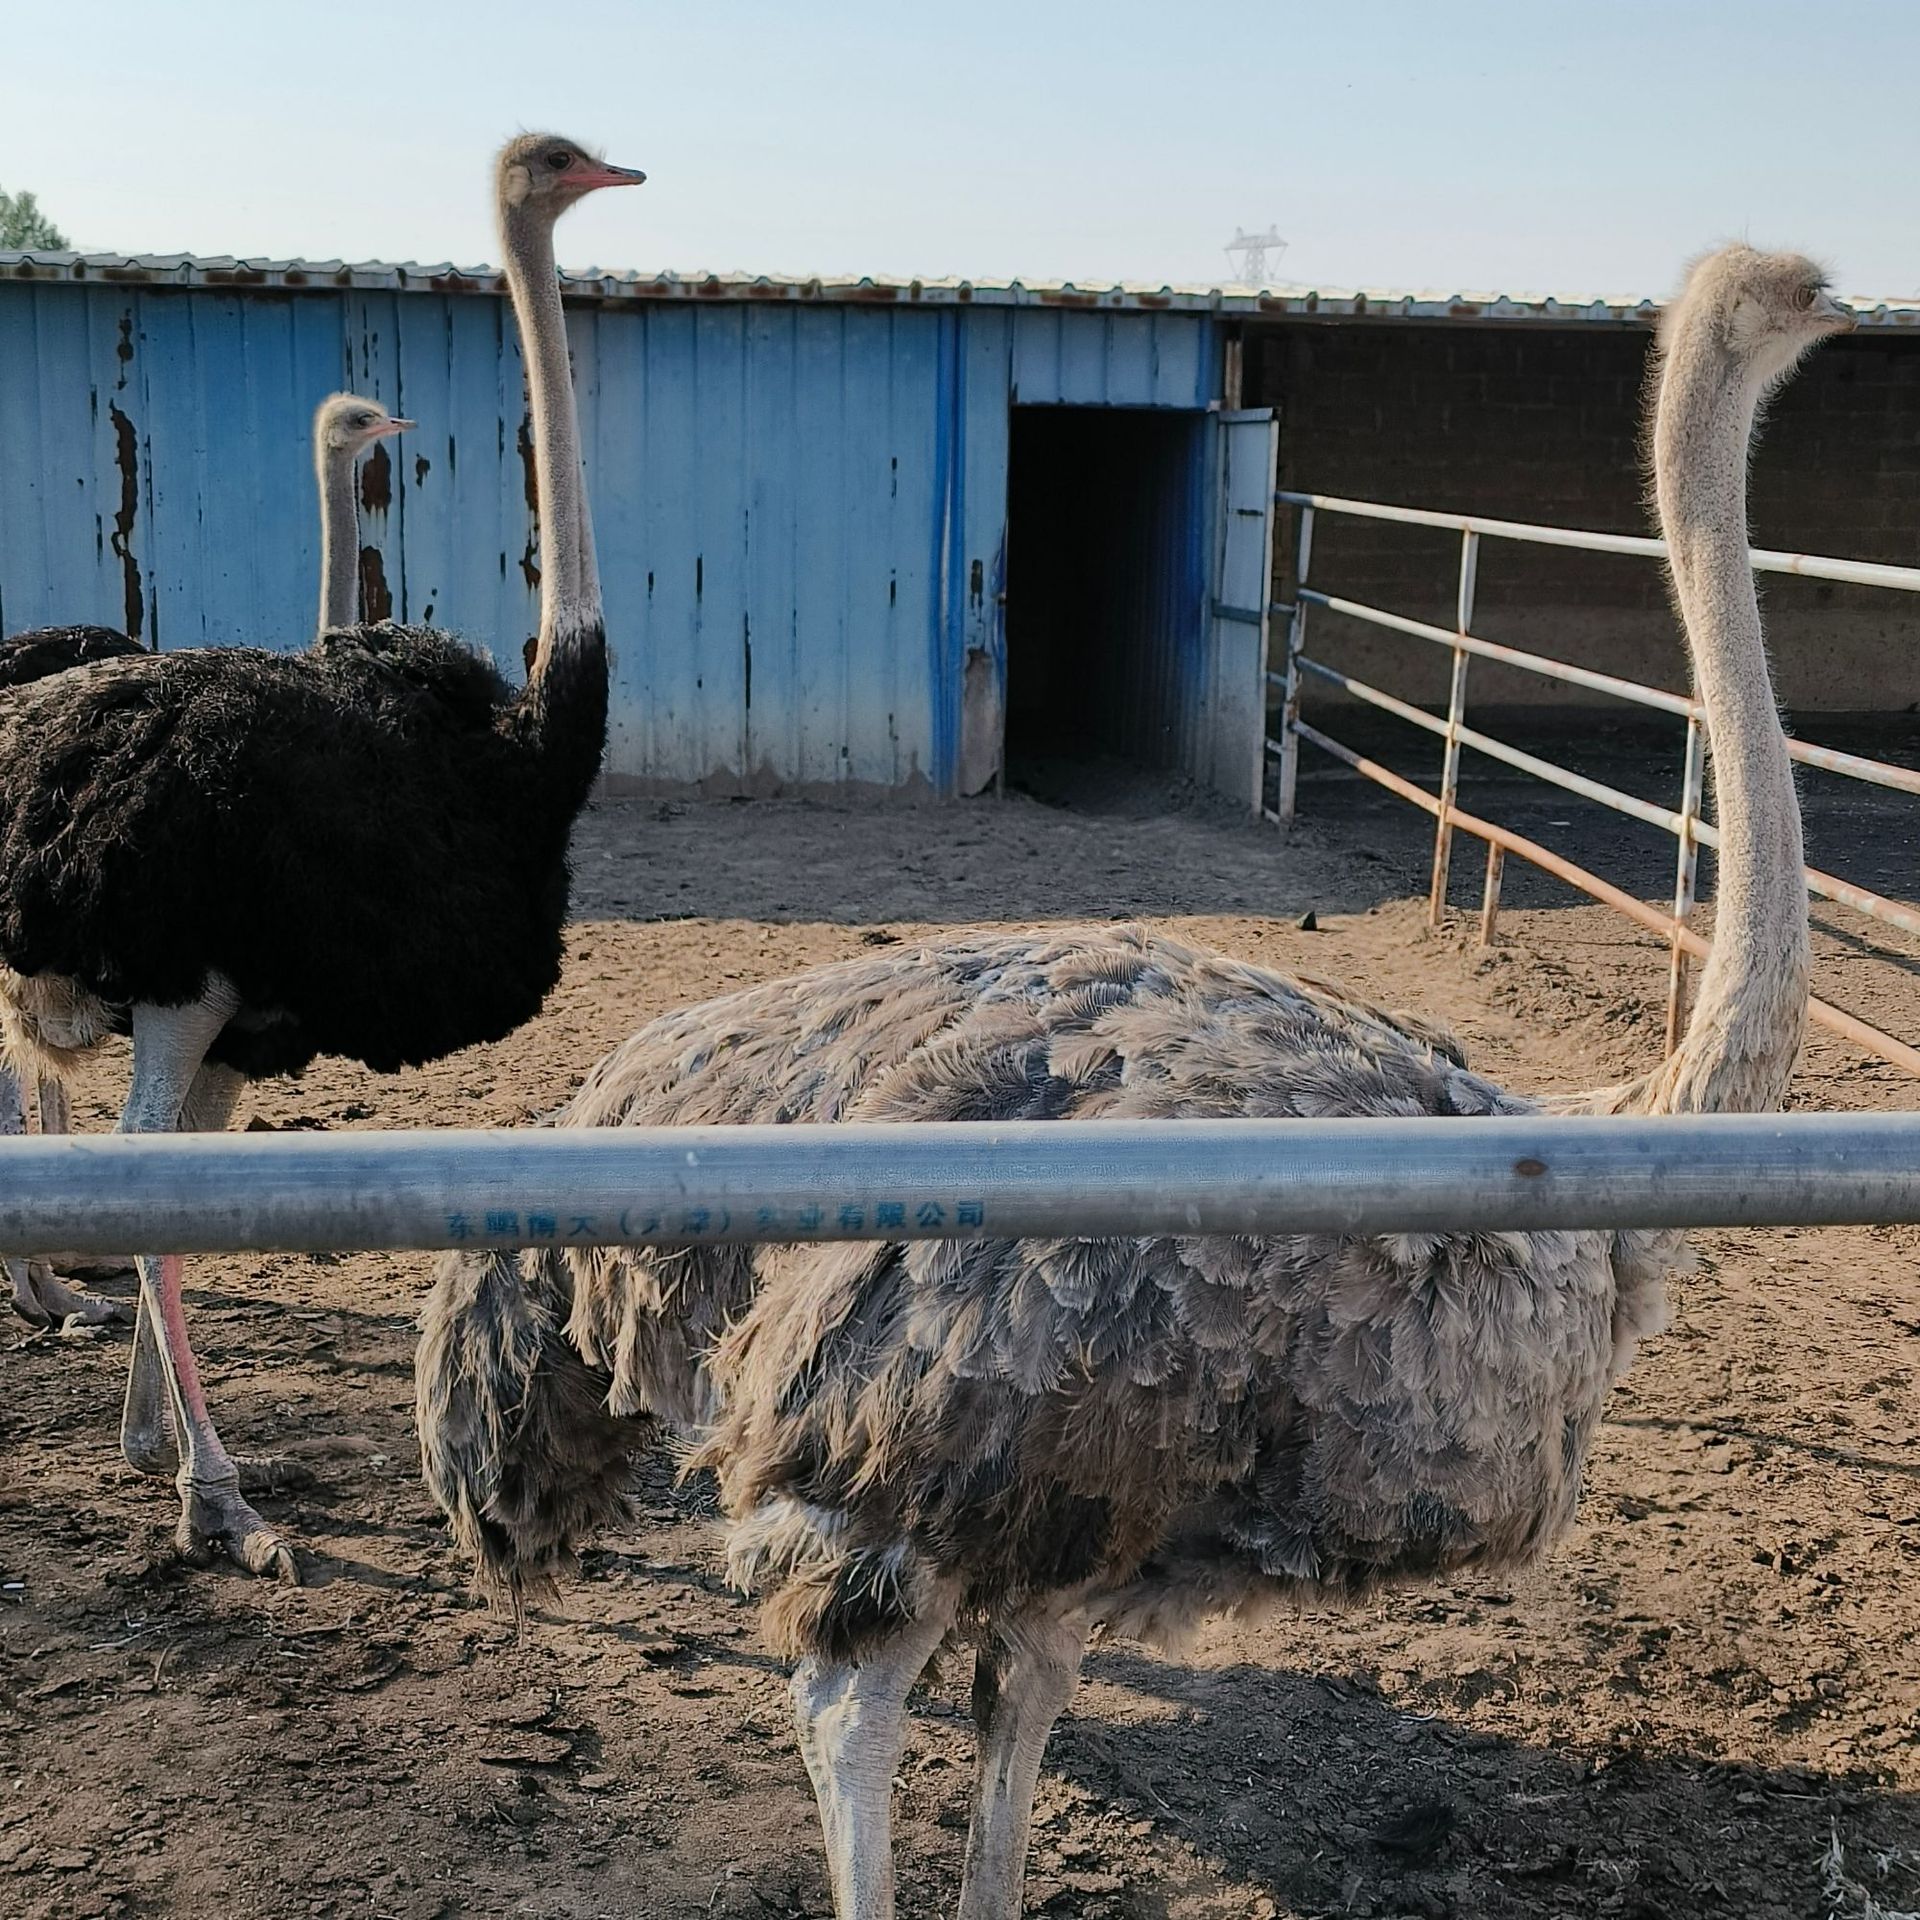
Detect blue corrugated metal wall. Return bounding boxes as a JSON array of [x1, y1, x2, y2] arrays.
[[0, 280, 1218, 796]]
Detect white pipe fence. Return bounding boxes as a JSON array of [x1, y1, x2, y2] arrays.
[[6, 1114, 1920, 1254], [1269, 490, 1920, 1076]]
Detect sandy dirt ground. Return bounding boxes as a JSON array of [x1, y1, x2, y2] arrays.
[[3, 781, 1917, 1920]]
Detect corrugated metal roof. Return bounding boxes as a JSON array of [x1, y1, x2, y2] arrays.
[[7, 250, 1919, 327]]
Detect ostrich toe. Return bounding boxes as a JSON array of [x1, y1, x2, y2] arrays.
[[230, 1455, 314, 1496], [128, 1429, 313, 1498], [7, 1256, 134, 1334], [175, 1476, 302, 1584]]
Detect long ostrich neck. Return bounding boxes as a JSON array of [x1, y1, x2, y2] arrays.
[[316, 435, 361, 635], [1633, 337, 1808, 1117], [504, 205, 602, 655], [500, 198, 608, 815]]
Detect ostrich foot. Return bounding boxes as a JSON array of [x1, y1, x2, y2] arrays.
[[175, 1475, 302, 1583], [124, 1424, 311, 1498], [8, 1256, 135, 1334]]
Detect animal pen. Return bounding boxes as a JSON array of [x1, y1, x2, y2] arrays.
[[7, 256, 1920, 1215], [9, 254, 1920, 817], [1268, 490, 1920, 1081], [6, 246, 1920, 1919]]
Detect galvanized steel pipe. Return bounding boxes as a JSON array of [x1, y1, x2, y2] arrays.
[[5, 1114, 1920, 1255], [1277, 490, 1920, 593]]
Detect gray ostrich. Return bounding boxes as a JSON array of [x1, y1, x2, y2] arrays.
[[2, 392, 409, 1333], [418, 245, 1843, 1918]]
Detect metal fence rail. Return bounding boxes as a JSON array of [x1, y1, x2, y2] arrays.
[[7, 1115, 1920, 1253], [1269, 490, 1920, 1075]]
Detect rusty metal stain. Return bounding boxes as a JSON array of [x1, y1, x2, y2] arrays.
[[358, 442, 393, 515], [358, 546, 393, 623], [516, 411, 541, 590], [516, 414, 538, 514], [413, 455, 431, 487], [115, 311, 133, 391], [106, 401, 144, 643]]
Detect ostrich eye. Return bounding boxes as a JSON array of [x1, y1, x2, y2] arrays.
[[1794, 283, 1819, 311], [355, 413, 374, 427], [545, 149, 572, 172]]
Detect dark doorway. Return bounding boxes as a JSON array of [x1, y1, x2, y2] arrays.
[[1002, 406, 1207, 796]]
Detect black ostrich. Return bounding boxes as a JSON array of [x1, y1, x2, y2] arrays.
[[0, 132, 643, 1579], [0, 626, 144, 688], [2, 396, 410, 1331]]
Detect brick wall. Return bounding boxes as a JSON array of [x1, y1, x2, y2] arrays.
[[1246, 321, 1920, 713]]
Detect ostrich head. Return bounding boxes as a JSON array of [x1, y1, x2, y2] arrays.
[[496, 133, 646, 221], [1663, 246, 1853, 390], [315, 394, 413, 457]]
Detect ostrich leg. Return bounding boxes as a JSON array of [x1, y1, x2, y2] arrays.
[[956, 1612, 1089, 1920], [2, 1065, 131, 1333], [113, 987, 298, 1582], [2, 1065, 35, 1321], [790, 1606, 952, 1920], [122, 1058, 244, 1472], [119, 1053, 245, 1478], [36, 1075, 137, 1287], [121, 1062, 295, 1499]]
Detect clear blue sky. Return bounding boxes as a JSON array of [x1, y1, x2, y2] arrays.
[[6, 0, 1915, 296]]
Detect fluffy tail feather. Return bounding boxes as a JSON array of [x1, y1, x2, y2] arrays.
[[415, 1246, 643, 1604]]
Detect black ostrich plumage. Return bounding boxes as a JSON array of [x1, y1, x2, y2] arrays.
[[0, 620, 606, 1079], [0, 624, 145, 689]]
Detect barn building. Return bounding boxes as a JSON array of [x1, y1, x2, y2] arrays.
[[3, 253, 1916, 806]]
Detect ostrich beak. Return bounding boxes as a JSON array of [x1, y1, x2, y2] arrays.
[[575, 161, 647, 190], [1812, 290, 1854, 332], [377, 417, 415, 437]]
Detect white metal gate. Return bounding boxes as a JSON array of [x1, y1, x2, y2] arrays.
[[1197, 408, 1279, 812]]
